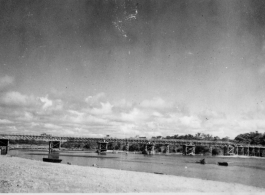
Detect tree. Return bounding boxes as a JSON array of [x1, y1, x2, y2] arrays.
[[234, 131, 264, 145], [213, 136, 220, 141], [201, 133, 213, 141], [222, 136, 230, 141], [195, 133, 202, 139]]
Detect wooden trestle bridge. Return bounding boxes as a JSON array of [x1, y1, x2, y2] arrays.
[[0, 134, 265, 157]]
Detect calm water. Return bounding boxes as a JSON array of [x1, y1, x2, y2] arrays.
[[9, 149, 265, 188]]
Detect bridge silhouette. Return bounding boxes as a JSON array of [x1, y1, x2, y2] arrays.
[[1, 134, 265, 156]]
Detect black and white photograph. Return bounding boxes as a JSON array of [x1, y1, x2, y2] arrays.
[[0, 0, 265, 193]]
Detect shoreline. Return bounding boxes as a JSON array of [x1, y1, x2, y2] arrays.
[[1, 155, 265, 193]]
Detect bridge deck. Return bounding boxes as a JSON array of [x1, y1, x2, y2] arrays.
[[1, 134, 264, 148]]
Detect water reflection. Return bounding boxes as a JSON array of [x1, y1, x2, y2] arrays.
[[48, 152, 60, 159]]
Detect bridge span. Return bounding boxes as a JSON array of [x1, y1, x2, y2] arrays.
[[0, 134, 265, 157], [1, 133, 235, 145]]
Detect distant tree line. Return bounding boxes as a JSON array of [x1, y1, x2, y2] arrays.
[[234, 131, 265, 145], [163, 133, 230, 142]]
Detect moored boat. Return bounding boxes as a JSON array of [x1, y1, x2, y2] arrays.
[[43, 158, 62, 163], [218, 162, 228, 166]]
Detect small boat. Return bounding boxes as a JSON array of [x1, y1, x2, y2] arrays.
[[196, 159, 206, 164], [218, 162, 228, 166], [154, 172, 164, 175], [43, 158, 62, 163]]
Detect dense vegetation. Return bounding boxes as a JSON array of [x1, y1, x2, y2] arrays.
[[234, 131, 265, 145]]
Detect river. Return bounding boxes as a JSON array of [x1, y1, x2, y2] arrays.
[[9, 149, 265, 188]]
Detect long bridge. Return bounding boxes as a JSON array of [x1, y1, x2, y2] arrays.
[[0, 134, 265, 157]]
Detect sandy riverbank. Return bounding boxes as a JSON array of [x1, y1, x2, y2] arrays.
[[0, 155, 264, 193]]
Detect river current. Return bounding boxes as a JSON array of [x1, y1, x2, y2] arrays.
[[9, 149, 265, 188]]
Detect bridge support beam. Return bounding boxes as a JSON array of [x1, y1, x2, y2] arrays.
[[224, 145, 234, 156], [244, 147, 249, 156], [234, 146, 239, 155], [238, 146, 244, 155], [182, 145, 195, 156], [48, 141, 61, 153], [125, 142, 130, 152], [97, 141, 108, 154], [209, 146, 212, 156], [260, 148, 265, 157], [0, 139, 9, 155], [165, 144, 170, 154], [249, 147, 255, 156], [145, 143, 155, 154], [255, 147, 260, 157]]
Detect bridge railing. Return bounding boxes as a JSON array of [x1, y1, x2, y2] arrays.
[[1, 133, 265, 148]]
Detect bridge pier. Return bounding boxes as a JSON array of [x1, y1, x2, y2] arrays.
[[48, 141, 61, 153], [125, 142, 130, 152], [249, 147, 255, 156], [0, 139, 9, 155], [255, 147, 260, 157], [237, 146, 244, 155], [224, 145, 234, 156], [208, 146, 212, 156], [97, 140, 108, 154], [182, 145, 195, 155], [261, 148, 265, 157], [234, 146, 238, 155], [145, 143, 155, 154], [165, 144, 170, 154], [244, 146, 249, 156]]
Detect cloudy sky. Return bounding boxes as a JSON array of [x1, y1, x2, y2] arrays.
[[1, 0, 265, 138]]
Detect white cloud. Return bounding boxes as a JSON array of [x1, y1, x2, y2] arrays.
[[44, 123, 62, 129], [66, 109, 108, 124], [1, 90, 264, 139], [140, 97, 169, 109], [146, 122, 160, 129], [17, 112, 34, 121], [152, 111, 163, 117], [119, 124, 140, 135], [90, 102, 113, 115], [40, 95, 53, 110], [85, 92, 105, 106], [179, 115, 202, 128], [121, 108, 149, 122], [0, 91, 36, 106], [31, 122, 40, 127], [113, 99, 132, 108], [0, 119, 13, 124], [38, 96, 63, 112]]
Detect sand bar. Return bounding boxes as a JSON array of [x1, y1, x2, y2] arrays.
[[0, 155, 264, 193]]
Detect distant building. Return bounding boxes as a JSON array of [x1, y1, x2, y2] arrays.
[[139, 137, 147, 139], [156, 136, 163, 139]]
